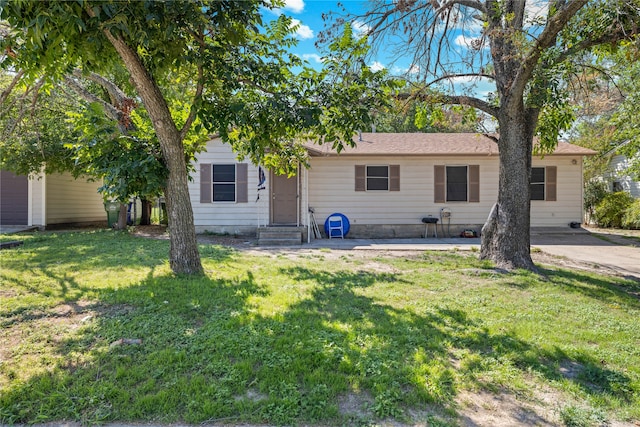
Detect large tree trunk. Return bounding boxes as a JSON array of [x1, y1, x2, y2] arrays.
[[100, 26, 204, 275], [480, 112, 537, 271]]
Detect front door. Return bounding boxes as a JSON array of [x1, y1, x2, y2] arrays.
[[271, 172, 298, 225]]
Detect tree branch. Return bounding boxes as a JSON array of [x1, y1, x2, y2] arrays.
[[178, 64, 203, 141], [63, 75, 122, 123], [511, 0, 588, 96], [0, 69, 24, 105], [398, 91, 498, 118]]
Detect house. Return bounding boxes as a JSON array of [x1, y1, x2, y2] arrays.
[[0, 170, 105, 228], [606, 154, 640, 198], [189, 133, 596, 240]]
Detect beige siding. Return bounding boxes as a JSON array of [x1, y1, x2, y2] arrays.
[[190, 140, 266, 233], [45, 173, 104, 224], [530, 156, 584, 226], [308, 155, 584, 228]]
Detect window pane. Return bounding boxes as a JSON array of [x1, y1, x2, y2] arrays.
[[213, 164, 235, 182], [367, 177, 389, 190], [531, 167, 545, 184], [530, 183, 545, 200], [446, 166, 467, 201], [213, 183, 235, 201], [367, 165, 388, 178]]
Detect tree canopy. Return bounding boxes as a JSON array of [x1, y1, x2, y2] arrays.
[[1, 0, 393, 274]]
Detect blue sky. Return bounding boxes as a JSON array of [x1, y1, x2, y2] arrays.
[[264, 0, 499, 101]]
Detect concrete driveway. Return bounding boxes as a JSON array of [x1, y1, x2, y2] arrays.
[[530, 232, 640, 280], [305, 229, 640, 280]]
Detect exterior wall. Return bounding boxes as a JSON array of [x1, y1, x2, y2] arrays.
[[190, 140, 265, 235], [0, 170, 28, 225], [608, 155, 640, 198], [45, 173, 104, 225], [530, 156, 585, 227], [308, 155, 585, 237], [188, 140, 587, 238]]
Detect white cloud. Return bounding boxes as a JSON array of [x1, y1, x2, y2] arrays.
[[352, 20, 371, 37], [301, 53, 323, 64], [283, 0, 305, 13], [290, 19, 314, 39], [369, 61, 385, 71]]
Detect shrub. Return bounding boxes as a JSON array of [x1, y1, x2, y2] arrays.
[[622, 198, 640, 229], [583, 180, 608, 224], [594, 191, 634, 228]]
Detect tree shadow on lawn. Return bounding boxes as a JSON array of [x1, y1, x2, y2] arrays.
[[0, 231, 236, 327], [1, 264, 636, 426]]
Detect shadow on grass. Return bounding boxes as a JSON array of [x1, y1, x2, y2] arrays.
[[1, 257, 637, 425]]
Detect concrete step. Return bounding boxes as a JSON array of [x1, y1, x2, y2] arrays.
[[257, 227, 303, 246]]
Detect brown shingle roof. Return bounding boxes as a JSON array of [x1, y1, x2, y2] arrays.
[[306, 133, 596, 157]]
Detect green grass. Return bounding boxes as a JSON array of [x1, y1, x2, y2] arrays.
[[1, 230, 639, 426]]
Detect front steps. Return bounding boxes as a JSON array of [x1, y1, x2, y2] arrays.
[[257, 226, 304, 246]]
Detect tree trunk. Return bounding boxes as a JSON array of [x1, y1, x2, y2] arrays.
[[115, 203, 128, 230], [101, 27, 204, 275], [480, 113, 537, 271], [140, 198, 152, 225]]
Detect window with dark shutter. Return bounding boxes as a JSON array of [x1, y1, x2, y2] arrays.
[[469, 165, 480, 202], [213, 164, 236, 202], [200, 164, 212, 203], [545, 166, 557, 201], [355, 165, 366, 191], [389, 165, 400, 191], [446, 166, 468, 202], [236, 163, 248, 203], [366, 165, 389, 190], [434, 165, 445, 203], [530, 167, 546, 201]]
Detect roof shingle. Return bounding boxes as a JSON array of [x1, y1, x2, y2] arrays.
[[306, 133, 596, 157]]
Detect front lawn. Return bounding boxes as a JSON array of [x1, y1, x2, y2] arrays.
[[1, 230, 639, 426]]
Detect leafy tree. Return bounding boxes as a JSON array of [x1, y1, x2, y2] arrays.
[[335, 0, 640, 270], [1, 1, 392, 275]]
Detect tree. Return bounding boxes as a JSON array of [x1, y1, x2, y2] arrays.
[[339, 0, 640, 270], [1, 1, 392, 275]]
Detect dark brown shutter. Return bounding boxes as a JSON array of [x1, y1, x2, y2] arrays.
[[546, 166, 557, 201], [468, 165, 480, 202], [434, 165, 445, 203], [236, 163, 248, 203], [389, 165, 400, 191], [200, 163, 212, 203], [355, 165, 365, 191]]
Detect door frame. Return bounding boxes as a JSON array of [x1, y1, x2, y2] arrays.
[[269, 170, 300, 226]]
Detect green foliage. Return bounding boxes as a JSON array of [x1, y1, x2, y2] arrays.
[[622, 199, 640, 230], [594, 191, 634, 228], [584, 180, 609, 223], [0, 73, 76, 175]]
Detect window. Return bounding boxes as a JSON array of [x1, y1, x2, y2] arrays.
[[434, 165, 479, 203], [367, 165, 389, 190], [446, 166, 468, 202], [355, 165, 400, 191], [200, 163, 248, 204], [530, 167, 545, 200], [530, 166, 557, 201]]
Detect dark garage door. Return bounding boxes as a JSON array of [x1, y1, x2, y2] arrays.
[[0, 170, 28, 225]]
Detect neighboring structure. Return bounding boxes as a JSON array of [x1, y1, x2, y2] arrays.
[[0, 170, 105, 228], [607, 154, 640, 198], [189, 133, 596, 240]]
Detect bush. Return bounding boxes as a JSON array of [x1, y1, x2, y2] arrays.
[[622, 199, 640, 229], [584, 180, 608, 223], [594, 191, 634, 228]]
